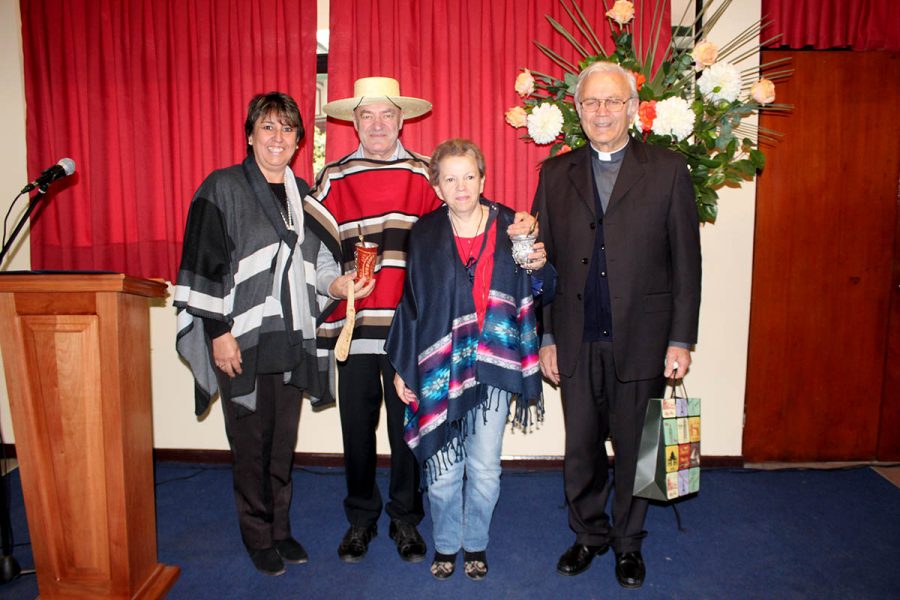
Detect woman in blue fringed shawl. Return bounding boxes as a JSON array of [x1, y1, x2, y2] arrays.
[[386, 138, 555, 581]]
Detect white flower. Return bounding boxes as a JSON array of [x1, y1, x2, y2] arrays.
[[697, 62, 741, 103], [651, 97, 695, 141], [526, 103, 564, 144]]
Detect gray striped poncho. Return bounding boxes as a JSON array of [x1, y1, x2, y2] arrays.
[[175, 156, 342, 415]]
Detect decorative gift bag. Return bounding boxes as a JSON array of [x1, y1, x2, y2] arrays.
[[633, 380, 700, 501]]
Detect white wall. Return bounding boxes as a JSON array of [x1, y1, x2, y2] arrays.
[[683, 0, 759, 456], [1, 0, 757, 457], [0, 0, 30, 446]]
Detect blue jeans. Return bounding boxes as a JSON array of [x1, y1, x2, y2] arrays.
[[428, 387, 510, 554]]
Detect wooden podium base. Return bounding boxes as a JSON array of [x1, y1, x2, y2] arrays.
[[129, 565, 180, 600], [0, 274, 179, 599]]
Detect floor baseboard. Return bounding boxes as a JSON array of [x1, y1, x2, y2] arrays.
[[150, 448, 745, 469]]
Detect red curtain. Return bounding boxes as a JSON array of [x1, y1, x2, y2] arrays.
[[21, 0, 317, 283], [762, 0, 900, 51], [326, 0, 671, 212]]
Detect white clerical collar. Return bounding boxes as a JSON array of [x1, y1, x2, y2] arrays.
[[592, 140, 629, 162]]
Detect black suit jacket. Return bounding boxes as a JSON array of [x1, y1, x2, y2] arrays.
[[532, 138, 701, 382]]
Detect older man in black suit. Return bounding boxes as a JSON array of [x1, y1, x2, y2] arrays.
[[532, 62, 701, 589]]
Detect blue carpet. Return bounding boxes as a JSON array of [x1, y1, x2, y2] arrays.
[[1, 464, 898, 599]]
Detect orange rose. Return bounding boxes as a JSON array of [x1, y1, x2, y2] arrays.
[[691, 40, 718, 70], [637, 100, 657, 133], [750, 78, 776, 105], [557, 144, 572, 155], [505, 106, 527, 128], [606, 0, 635, 26], [632, 71, 646, 91], [514, 69, 535, 97]]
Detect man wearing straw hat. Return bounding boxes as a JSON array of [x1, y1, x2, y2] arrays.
[[313, 77, 537, 565]]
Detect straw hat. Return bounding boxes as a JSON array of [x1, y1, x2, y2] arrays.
[[323, 77, 432, 121]]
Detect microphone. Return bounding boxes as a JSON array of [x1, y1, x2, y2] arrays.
[[20, 158, 76, 194]]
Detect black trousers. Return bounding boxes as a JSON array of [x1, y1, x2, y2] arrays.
[[220, 372, 302, 552], [338, 353, 423, 527], [560, 341, 664, 553]]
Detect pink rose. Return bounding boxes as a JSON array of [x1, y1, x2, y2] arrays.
[[750, 78, 776, 105], [691, 40, 718, 70], [606, 1, 635, 26], [515, 69, 535, 97], [505, 106, 527, 128]]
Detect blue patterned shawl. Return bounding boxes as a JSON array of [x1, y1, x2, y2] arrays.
[[385, 199, 544, 484]]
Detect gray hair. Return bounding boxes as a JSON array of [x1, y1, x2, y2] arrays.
[[574, 62, 638, 103]]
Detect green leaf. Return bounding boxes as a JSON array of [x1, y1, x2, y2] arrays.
[[699, 202, 717, 224], [729, 159, 757, 179], [563, 72, 579, 96], [749, 149, 766, 169]]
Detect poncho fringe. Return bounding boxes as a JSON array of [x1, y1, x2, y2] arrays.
[[421, 385, 545, 486]]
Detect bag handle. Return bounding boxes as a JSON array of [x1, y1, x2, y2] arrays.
[[667, 368, 689, 399]]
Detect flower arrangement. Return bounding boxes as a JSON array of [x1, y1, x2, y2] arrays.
[[505, 0, 792, 223]]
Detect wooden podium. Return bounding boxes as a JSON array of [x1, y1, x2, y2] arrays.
[[0, 273, 179, 599]]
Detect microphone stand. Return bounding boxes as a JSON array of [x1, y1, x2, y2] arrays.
[[0, 187, 47, 267], [0, 445, 21, 583], [0, 188, 42, 582]]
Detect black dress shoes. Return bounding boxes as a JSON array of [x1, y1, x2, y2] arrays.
[[249, 547, 286, 576], [615, 551, 646, 589], [337, 524, 377, 563], [556, 542, 610, 576], [389, 519, 427, 563], [274, 537, 309, 564]]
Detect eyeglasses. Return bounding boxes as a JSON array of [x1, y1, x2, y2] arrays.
[[579, 97, 631, 113]]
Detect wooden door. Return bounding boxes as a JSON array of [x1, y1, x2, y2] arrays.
[[744, 50, 900, 461]]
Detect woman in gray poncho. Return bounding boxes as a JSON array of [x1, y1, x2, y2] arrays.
[[174, 92, 372, 576]]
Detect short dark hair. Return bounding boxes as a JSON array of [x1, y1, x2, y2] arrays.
[[428, 138, 486, 186], [244, 92, 304, 155]]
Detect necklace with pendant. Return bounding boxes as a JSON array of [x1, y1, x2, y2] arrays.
[[449, 205, 485, 261], [450, 205, 486, 283]]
